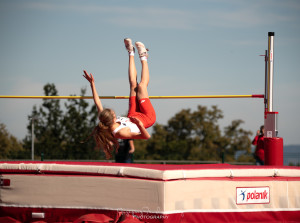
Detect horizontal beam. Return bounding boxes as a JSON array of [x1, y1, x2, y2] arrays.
[[0, 94, 264, 99]]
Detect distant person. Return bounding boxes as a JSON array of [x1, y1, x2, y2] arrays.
[[115, 139, 135, 163], [83, 38, 156, 159], [252, 125, 265, 165]]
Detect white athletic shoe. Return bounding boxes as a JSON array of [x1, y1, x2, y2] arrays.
[[135, 41, 149, 58], [124, 38, 135, 53]]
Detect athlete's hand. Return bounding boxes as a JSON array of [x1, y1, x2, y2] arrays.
[[129, 117, 143, 127], [129, 117, 150, 139], [83, 70, 95, 84]]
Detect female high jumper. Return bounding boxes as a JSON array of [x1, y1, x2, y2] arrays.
[[83, 38, 156, 159]]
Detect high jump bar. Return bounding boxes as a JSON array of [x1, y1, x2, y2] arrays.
[[0, 94, 264, 99]]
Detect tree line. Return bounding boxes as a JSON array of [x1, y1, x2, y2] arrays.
[[0, 83, 255, 163]]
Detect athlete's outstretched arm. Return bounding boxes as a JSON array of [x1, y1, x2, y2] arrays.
[[83, 70, 103, 114]]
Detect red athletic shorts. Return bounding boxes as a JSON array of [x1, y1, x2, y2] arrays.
[[127, 96, 156, 128]]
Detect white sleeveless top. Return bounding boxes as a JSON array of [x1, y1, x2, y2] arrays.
[[112, 116, 140, 135]]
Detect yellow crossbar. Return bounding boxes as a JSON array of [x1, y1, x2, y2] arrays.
[[0, 95, 264, 99]]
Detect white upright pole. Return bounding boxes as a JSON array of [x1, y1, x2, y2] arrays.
[[263, 50, 268, 115], [264, 32, 283, 166], [267, 32, 274, 112], [265, 32, 277, 138]]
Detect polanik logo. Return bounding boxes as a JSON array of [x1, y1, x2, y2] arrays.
[[236, 187, 270, 204]]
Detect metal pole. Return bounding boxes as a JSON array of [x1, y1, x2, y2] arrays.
[[264, 32, 278, 138], [264, 50, 268, 114], [267, 32, 274, 112], [31, 117, 34, 160], [264, 31, 283, 166]]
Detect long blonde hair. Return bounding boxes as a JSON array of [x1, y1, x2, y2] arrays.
[[93, 108, 119, 159]]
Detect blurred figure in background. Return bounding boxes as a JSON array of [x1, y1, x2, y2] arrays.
[[252, 125, 265, 165], [115, 139, 135, 163]]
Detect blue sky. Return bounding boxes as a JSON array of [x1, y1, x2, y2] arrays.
[[0, 0, 299, 145]]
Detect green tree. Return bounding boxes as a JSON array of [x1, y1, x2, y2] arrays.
[[222, 120, 253, 162], [23, 84, 106, 160], [187, 105, 223, 161], [143, 124, 169, 160], [0, 123, 25, 159], [23, 84, 64, 159], [61, 88, 101, 160]]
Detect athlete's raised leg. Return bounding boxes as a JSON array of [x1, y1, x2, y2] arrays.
[[135, 41, 149, 100], [124, 38, 137, 97]]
